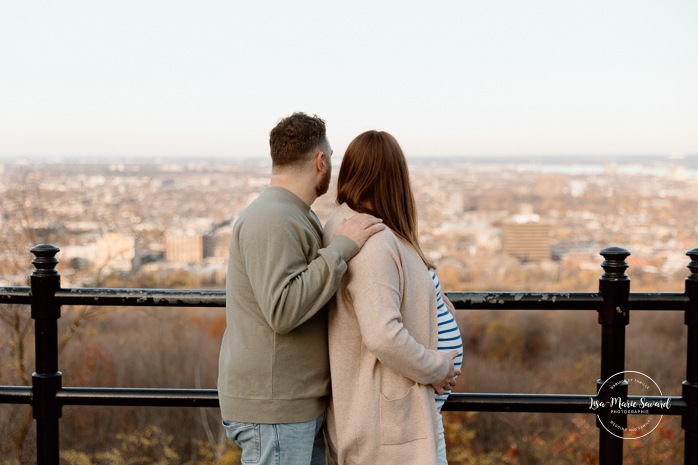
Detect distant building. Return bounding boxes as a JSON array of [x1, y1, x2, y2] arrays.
[[568, 180, 588, 197], [535, 173, 565, 198], [165, 222, 232, 263], [204, 232, 231, 259], [165, 232, 204, 263], [501, 216, 551, 262], [95, 232, 136, 273]]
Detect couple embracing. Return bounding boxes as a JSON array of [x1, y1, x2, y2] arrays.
[[217, 112, 463, 465]]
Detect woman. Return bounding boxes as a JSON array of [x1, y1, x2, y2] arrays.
[[323, 130, 463, 465]]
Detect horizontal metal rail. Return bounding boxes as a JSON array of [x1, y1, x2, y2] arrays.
[[0, 387, 688, 416], [0, 287, 690, 311], [446, 393, 687, 415]]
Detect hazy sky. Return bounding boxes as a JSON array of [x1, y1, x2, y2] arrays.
[[2, 1, 696, 158]]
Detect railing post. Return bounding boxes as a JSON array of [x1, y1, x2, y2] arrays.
[[684, 248, 698, 465], [597, 246, 630, 465], [30, 244, 62, 465]]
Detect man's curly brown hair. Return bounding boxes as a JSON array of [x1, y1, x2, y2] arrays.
[[269, 112, 326, 168]]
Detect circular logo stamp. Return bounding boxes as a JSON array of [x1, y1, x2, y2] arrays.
[[590, 370, 671, 439]]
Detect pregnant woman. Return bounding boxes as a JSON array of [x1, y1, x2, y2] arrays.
[[323, 130, 462, 465]]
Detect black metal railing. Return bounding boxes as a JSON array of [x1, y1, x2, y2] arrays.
[[1, 244, 697, 465]]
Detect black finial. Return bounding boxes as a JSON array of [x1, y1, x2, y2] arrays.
[[30, 244, 61, 276], [600, 246, 631, 281], [687, 248, 698, 282]]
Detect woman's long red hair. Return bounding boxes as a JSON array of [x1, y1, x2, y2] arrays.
[[336, 130, 434, 268]]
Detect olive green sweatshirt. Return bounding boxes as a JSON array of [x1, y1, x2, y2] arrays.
[[218, 187, 359, 423]]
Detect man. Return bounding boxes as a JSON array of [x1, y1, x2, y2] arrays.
[[218, 112, 384, 465]]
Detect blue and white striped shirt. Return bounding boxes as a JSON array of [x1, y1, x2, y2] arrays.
[[431, 269, 464, 411]]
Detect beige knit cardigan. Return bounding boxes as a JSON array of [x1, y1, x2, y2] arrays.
[[323, 204, 451, 465]]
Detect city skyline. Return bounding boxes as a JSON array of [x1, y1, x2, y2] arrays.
[[2, 155, 696, 293], [2, 1, 697, 159]]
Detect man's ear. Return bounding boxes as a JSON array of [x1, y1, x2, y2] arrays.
[[315, 151, 326, 174]]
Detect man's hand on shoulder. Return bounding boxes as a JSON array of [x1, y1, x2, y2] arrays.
[[334, 213, 385, 249]]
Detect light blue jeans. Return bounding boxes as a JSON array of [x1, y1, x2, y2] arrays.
[[223, 414, 327, 465], [436, 410, 447, 465]]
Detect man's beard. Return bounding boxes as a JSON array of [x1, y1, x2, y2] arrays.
[[315, 165, 331, 197]]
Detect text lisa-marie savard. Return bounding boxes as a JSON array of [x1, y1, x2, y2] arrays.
[[589, 397, 671, 414]]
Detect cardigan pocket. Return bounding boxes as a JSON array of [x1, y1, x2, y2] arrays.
[[379, 384, 429, 445]]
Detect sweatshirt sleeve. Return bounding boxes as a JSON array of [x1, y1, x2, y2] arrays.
[[346, 233, 450, 385], [238, 210, 359, 335]]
